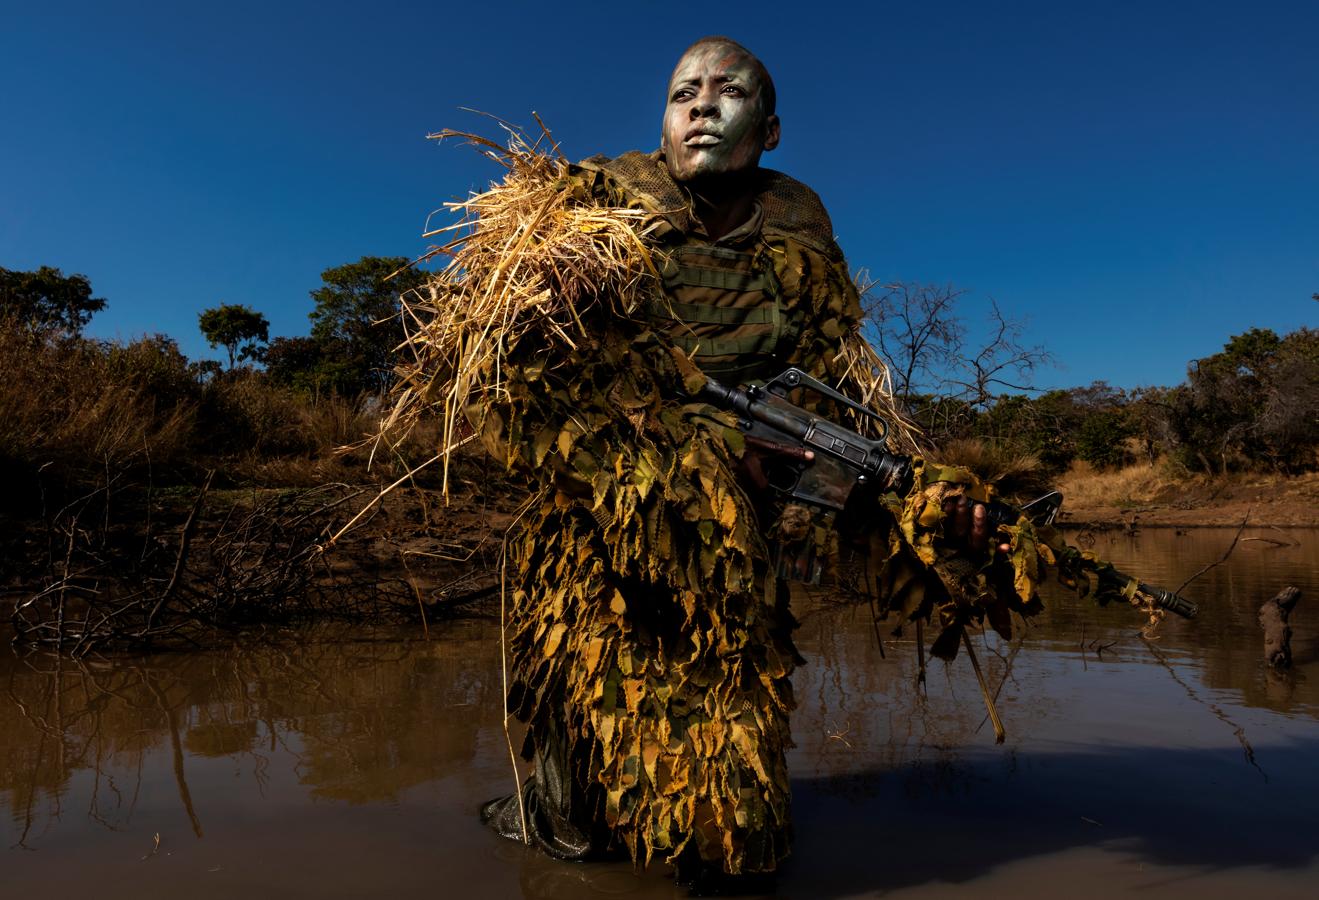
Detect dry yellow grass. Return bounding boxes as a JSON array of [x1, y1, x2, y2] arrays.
[[1057, 459, 1183, 509], [382, 124, 661, 495], [0, 324, 194, 475], [0, 320, 434, 490], [1054, 460, 1319, 526]]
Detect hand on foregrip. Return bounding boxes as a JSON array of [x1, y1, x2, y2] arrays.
[[942, 495, 1010, 555]]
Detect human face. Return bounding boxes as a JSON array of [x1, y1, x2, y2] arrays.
[[661, 43, 780, 183]]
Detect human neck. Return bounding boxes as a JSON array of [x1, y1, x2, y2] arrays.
[[684, 170, 759, 242]]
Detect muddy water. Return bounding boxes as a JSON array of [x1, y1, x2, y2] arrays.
[[3, 527, 1317, 898]]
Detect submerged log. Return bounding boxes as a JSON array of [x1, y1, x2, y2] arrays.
[[1259, 586, 1302, 668]]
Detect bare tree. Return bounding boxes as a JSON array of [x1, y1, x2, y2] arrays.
[[950, 300, 1052, 408], [860, 279, 966, 403], [859, 278, 1051, 411]]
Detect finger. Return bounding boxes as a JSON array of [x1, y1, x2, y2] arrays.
[[956, 496, 973, 539], [970, 502, 989, 551], [942, 496, 961, 534]]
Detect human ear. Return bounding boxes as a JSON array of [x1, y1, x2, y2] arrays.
[[763, 114, 781, 152]]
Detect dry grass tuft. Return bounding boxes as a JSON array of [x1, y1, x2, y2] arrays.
[[835, 330, 921, 453], [383, 123, 663, 494], [1058, 459, 1185, 509], [937, 437, 1049, 498]]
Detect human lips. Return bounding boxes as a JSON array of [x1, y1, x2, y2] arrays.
[[683, 128, 721, 147]]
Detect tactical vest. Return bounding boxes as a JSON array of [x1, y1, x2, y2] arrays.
[[647, 242, 801, 385]]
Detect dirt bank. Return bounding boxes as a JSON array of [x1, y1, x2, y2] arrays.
[[0, 447, 522, 650], [1054, 466, 1319, 528]]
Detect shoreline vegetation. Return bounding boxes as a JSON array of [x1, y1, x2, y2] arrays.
[[1, 262, 1315, 650], [1057, 464, 1319, 529]]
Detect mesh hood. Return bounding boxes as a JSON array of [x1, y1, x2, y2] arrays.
[[577, 151, 842, 260]]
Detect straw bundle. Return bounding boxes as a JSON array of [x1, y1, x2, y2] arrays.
[[835, 326, 921, 452], [383, 125, 663, 493]]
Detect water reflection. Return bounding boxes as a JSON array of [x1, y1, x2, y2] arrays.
[[3, 528, 1318, 898], [3, 622, 503, 849], [1055, 526, 1319, 716]]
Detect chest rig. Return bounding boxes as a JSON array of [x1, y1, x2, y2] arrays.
[[647, 240, 802, 385]]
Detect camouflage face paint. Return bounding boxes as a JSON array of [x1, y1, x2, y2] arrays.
[[661, 42, 780, 183]]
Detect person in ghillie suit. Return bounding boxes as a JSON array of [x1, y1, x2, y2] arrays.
[[393, 33, 1177, 891], [476, 36, 876, 881]]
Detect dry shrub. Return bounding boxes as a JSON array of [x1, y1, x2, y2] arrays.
[[0, 320, 424, 495], [199, 378, 443, 484], [201, 376, 383, 455], [1057, 459, 1183, 509], [244, 411, 441, 487], [0, 323, 196, 480], [201, 374, 311, 456], [302, 392, 380, 450], [936, 436, 1049, 498]]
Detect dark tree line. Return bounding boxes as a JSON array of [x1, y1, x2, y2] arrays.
[[1154, 326, 1319, 473], [4, 265, 1314, 484], [2, 257, 428, 397], [264, 256, 429, 395], [0, 265, 106, 336], [869, 282, 1318, 477], [0, 258, 433, 500]]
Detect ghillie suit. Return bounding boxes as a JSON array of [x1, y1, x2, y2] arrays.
[[388, 130, 890, 873], [386, 129, 1161, 875]]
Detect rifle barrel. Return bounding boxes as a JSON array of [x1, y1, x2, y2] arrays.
[[1137, 582, 1199, 619]]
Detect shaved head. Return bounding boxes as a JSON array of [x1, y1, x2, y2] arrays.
[[661, 37, 781, 183], [673, 36, 776, 116]]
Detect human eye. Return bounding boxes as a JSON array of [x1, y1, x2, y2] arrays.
[[721, 84, 746, 98], [671, 87, 694, 102]]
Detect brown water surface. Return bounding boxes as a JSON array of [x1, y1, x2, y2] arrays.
[[4, 527, 1318, 898]]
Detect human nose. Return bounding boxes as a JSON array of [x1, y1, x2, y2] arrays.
[[690, 87, 720, 118]]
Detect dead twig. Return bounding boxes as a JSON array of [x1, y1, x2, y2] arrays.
[[498, 536, 530, 844], [1143, 637, 1266, 781], [963, 630, 1005, 744], [140, 471, 212, 639], [1175, 510, 1251, 595]]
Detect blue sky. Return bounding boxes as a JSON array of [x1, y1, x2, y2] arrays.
[[2, 0, 1315, 390]]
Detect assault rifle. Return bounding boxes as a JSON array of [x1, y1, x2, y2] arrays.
[[699, 367, 1198, 619]]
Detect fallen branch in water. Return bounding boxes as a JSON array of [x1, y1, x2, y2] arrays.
[[9, 471, 503, 654], [1143, 637, 1267, 782], [1174, 510, 1251, 595]]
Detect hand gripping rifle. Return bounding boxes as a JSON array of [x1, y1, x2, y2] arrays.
[[699, 367, 1198, 620]]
